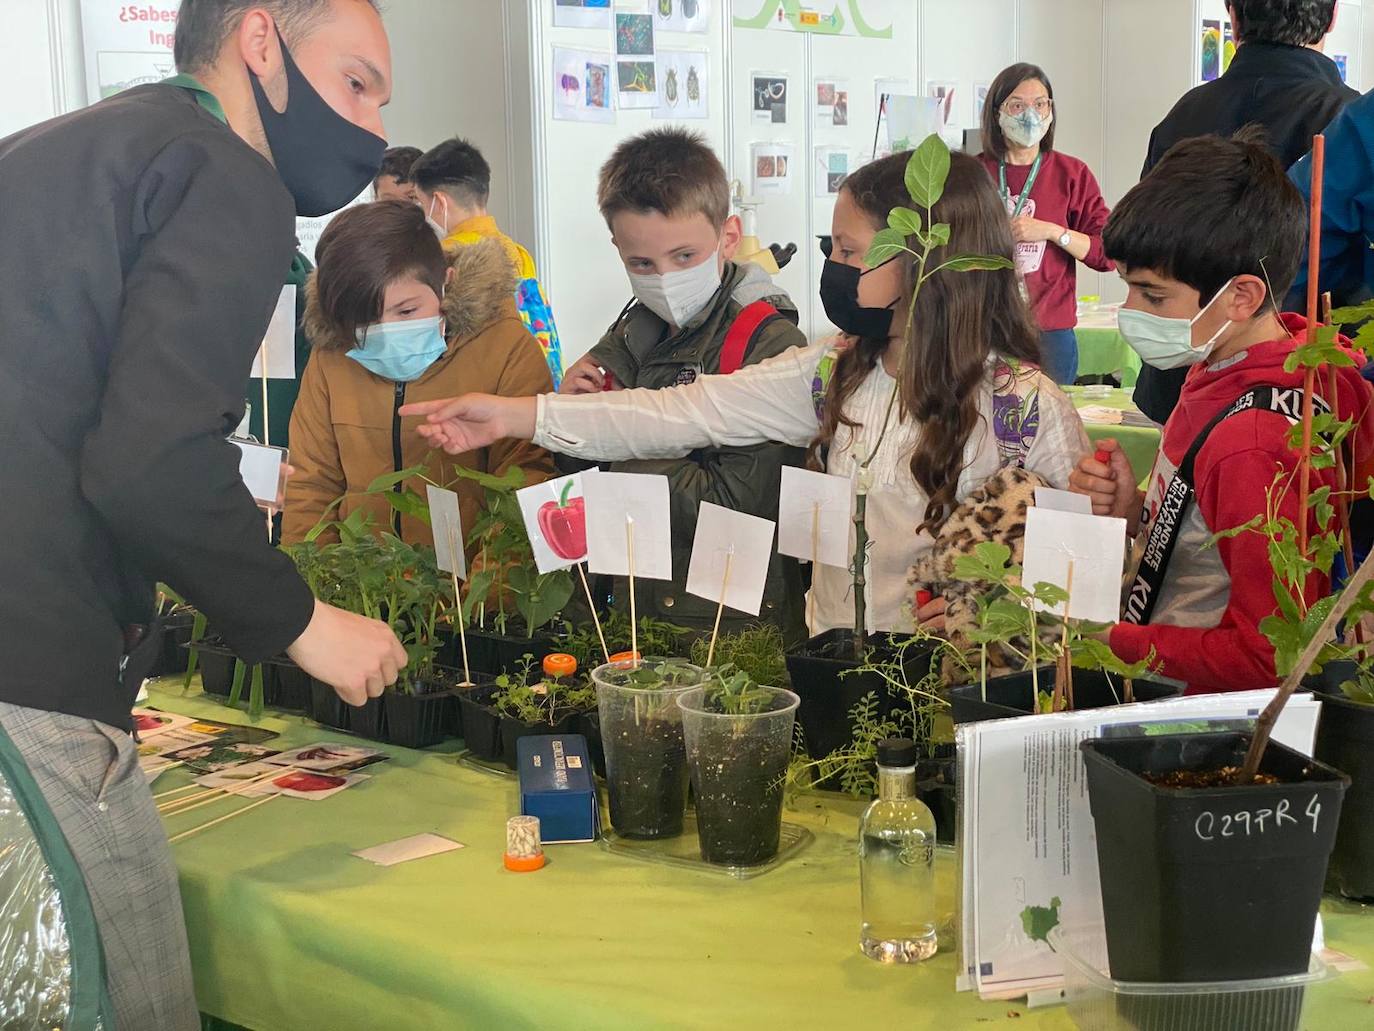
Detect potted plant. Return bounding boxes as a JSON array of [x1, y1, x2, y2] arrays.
[[490, 656, 593, 770], [452, 466, 575, 677], [945, 542, 1175, 723], [1078, 307, 1364, 990], [593, 657, 705, 839], [678, 668, 800, 866]]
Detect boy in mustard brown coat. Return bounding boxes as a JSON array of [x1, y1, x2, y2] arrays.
[[283, 200, 553, 552]]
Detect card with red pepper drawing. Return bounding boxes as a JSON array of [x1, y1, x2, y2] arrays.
[[516, 471, 597, 573]]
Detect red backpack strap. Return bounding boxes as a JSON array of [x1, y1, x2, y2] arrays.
[[719, 300, 782, 375]]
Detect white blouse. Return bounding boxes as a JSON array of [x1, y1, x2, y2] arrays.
[[535, 342, 1090, 634]]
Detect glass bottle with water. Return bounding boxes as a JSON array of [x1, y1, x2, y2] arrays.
[[859, 738, 938, 963]]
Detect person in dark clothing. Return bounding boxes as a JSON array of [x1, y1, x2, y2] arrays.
[[0, 2, 404, 1027], [1132, 0, 1354, 425]]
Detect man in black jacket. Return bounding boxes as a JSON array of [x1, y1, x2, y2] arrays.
[[0, 2, 404, 1026], [1132, 0, 1354, 425]]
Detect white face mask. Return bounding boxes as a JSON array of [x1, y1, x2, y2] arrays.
[[1000, 109, 1053, 149], [1116, 279, 1236, 371], [628, 250, 723, 328], [426, 194, 448, 239]]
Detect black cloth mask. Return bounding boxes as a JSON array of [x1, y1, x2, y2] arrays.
[[249, 27, 387, 217], [819, 258, 898, 339]]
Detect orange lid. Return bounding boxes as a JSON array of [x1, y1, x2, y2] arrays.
[[542, 653, 578, 679], [504, 851, 546, 872], [609, 650, 642, 664]]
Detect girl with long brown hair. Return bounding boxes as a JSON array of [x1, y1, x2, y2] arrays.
[[400, 150, 1090, 636]]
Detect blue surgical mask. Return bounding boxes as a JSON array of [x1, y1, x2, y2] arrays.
[[1116, 279, 1235, 371], [346, 316, 447, 382]]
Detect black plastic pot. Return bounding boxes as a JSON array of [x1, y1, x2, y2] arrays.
[[950, 667, 1181, 724], [197, 645, 236, 697], [1081, 732, 1347, 985], [267, 659, 311, 712], [441, 627, 560, 679], [350, 695, 387, 743], [308, 678, 351, 732], [499, 710, 579, 770], [578, 712, 607, 779], [154, 611, 196, 677], [1315, 691, 1374, 900], [784, 629, 934, 760], [385, 690, 454, 750], [456, 684, 503, 760]]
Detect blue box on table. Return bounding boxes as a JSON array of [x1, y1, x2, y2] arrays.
[[516, 734, 600, 844]]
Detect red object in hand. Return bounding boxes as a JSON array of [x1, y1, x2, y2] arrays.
[[537, 479, 587, 560], [600, 366, 618, 391], [1095, 449, 1111, 465], [916, 589, 934, 609]]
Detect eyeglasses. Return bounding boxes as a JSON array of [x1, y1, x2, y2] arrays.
[[1002, 98, 1054, 117]]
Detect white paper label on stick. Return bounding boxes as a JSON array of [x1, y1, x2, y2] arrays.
[[583, 472, 673, 581], [233, 440, 287, 508], [777, 467, 852, 568], [426, 486, 466, 579], [250, 285, 297, 380], [1022, 508, 1127, 624], [685, 502, 776, 616], [1034, 487, 1093, 516], [516, 471, 595, 574]]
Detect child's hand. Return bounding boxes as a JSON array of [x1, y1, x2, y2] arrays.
[[400, 394, 538, 454], [561, 355, 608, 395], [1069, 439, 1136, 519], [915, 591, 946, 633]]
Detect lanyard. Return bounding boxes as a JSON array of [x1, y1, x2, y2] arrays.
[[161, 73, 228, 125], [999, 154, 1043, 219]]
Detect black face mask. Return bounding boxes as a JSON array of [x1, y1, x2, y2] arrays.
[[249, 28, 387, 217], [819, 258, 898, 339]]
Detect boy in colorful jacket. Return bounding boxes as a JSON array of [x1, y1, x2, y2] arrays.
[[412, 137, 564, 387]]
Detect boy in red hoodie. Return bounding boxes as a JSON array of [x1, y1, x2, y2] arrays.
[[1070, 132, 1374, 693]]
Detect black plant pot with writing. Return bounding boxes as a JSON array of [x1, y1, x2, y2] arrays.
[[1080, 733, 1346, 983]]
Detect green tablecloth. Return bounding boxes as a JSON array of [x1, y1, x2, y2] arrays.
[[146, 681, 1374, 1031], [1075, 326, 1142, 388], [1067, 385, 1161, 485]]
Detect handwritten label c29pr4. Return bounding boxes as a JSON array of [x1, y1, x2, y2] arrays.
[[1194, 794, 1322, 842]]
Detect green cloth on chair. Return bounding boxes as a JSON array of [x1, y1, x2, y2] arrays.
[[1075, 326, 1142, 388]]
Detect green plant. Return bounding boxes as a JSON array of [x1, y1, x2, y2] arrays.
[[564, 611, 692, 670], [952, 541, 1159, 711], [847, 135, 1015, 661], [690, 624, 788, 688], [789, 692, 908, 797], [491, 654, 596, 724], [700, 665, 774, 716]]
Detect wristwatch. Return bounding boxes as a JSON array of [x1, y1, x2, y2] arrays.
[[1057, 228, 1072, 248]]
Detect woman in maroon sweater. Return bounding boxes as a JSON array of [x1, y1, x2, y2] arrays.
[[979, 63, 1113, 385]]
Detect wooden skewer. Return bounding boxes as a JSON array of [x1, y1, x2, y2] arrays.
[[627, 516, 639, 666], [445, 517, 472, 686], [158, 766, 292, 816], [1297, 135, 1326, 559], [168, 794, 279, 845], [706, 547, 736, 669], [577, 563, 611, 665], [153, 779, 204, 802], [808, 502, 820, 635]]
